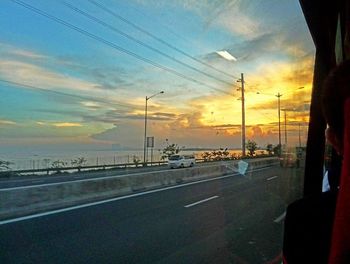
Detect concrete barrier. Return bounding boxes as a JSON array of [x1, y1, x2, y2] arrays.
[[0, 157, 277, 220]]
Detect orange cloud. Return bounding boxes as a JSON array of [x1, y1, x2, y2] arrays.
[[53, 122, 83, 128], [247, 125, 275, 138], [0, 119, 16, 126]]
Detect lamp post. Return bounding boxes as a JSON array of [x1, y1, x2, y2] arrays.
[[257, 91, 283, 148], [143, 91, 164, 165], [276, 92, 282, 147], [257, 87, 304, 152]]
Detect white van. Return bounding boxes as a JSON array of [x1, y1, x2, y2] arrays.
[[168, 155, 195, 169]]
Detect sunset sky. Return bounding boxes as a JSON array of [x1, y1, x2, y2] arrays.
[[0, 0, 315, 154]]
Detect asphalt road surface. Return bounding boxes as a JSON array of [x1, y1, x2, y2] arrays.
[[0, 165, 303, 264]]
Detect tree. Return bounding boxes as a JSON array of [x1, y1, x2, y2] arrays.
[[214, 148, 230, 160], [51, 160, 67, 172], [266, 144, 273, 155], [161, 143, 182, 160], [71, 157, 87, 172], [201, 148, 230, 161], [0, 160, 13, 171], [202, 151, 212, 161], [273, 144, 282, 156], [133, 155, 141, 167], [71, 157, 87, 167], [246, 140, 258, 156]]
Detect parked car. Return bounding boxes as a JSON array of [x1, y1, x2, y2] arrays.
[[168, 155, 195, 169]]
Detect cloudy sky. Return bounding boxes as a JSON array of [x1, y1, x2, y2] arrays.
[[0, 0, 314, 154]]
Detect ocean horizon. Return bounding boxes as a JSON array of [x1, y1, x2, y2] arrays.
[[0, 148, 262, 171]]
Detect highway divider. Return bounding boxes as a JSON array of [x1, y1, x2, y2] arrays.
[[0, 157, 278, 220]]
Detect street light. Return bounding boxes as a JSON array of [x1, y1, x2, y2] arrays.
[[143, 91, 164, 165], [256, 87, 304, 151], [256, 91, 283, 147], [281, 107, 302, 148]]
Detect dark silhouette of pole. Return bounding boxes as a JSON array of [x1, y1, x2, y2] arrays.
[[299, 123, 302, 148], [257, 88, 304, 153], [238, 73, 246, 156], [284, 110, 287, 145]]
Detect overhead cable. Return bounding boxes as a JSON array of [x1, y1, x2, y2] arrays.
[[88, 0, 241, 80], [63, 1, 236, 87], [11, 0, 232, 96]]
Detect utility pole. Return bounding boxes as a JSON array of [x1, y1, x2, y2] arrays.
[[238, 73, 246, 157], [299, 123, 301, 148], [283, 109, 287, 146], [276, 93, 282, 148]]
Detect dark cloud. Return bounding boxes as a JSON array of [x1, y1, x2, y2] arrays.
[[229, 33, 279, 61], [202, 33, 279, 63], [203, 23, 314, 67], [152, 112, 177, 119], [212, 123, 242, 129], [91, 68, 132, 90], [32, 108, 85, 118], [82, 114, 118, 124], [54, 55, 139, 90], [82, 109, 177, 124], [91, 124, 142, 145]]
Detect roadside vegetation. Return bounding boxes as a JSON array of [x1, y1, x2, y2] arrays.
[[0, 160, 13, 171], [1, 141, 283, 177], [160, 143, 182, 160]]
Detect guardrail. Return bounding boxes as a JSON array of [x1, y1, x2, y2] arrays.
[[0, 155, 275, 177], [0, 161, 171, 176], [14, 161, 166, 174]]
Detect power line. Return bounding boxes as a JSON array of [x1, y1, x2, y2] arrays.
[[88, 0, 241, 80], [63, 1, 235, 87], [0, 79, 136, 109], [11, 0, 232, 96]]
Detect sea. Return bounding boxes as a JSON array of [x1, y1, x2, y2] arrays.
[[0, 149, 267, 171]]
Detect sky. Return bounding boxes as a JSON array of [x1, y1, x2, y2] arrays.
[[0, 0, 315, 155]]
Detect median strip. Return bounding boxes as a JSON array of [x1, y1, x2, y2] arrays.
[[0, 164, 228, 191], [184, 196, 219, 208]]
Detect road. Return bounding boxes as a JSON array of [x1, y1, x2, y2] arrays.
[[0, 165, 303, 264]]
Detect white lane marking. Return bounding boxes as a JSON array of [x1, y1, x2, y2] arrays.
[[266, 176, 278, 181], [0, 166, 276, 225], [184, 196, 219, 208], [274, 212, 286, 223], [31, 180, 44, 184], [0, 178, 38, 184]]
